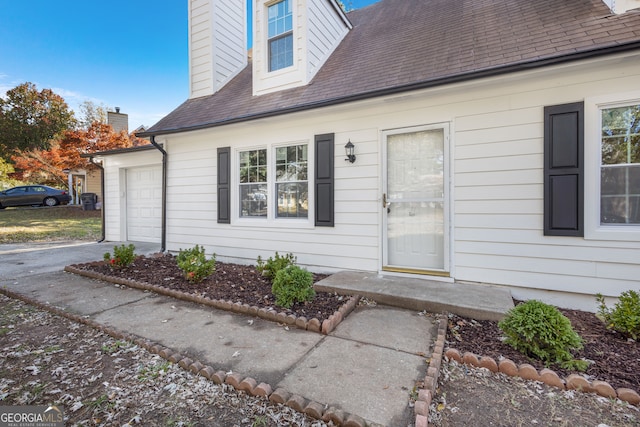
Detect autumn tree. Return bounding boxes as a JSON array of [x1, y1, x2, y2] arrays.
[[11, 122, 136, 186], [0, 82, 76, 159]]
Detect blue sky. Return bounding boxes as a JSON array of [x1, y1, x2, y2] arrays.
[[0, 0, 379, 131]]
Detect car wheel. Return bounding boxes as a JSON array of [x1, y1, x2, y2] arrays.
[[0, 204, 4, 209], [43, 197, 58, 207]]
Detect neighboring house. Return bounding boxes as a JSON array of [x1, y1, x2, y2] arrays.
[[64, 167, 101, 206], [66, 109, 132, 205], [97, 0, 640, 310]]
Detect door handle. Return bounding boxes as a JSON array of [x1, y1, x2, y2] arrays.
[[383, 193, 391, 213]]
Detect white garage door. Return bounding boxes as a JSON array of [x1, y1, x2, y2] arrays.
[[126, 165, 162, 243]]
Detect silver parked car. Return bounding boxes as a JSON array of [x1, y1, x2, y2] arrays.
[[0, 185, 71, 209]]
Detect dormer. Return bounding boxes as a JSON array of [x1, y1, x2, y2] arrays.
[[602, 0, 640, 13], [252, 0, 352, 96], [189, 0, 248, 99]]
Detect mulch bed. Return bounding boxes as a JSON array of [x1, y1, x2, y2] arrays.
[[68, 254, 346, 325], [69, 254, 639, 393], [447, 307, 640, 391]]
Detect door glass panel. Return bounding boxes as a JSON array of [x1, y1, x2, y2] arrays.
[[386, 129, 445, 270]]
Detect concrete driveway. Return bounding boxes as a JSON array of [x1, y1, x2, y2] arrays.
[[0, 240, 161, 280]]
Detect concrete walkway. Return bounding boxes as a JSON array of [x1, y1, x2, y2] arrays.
[[0, 241, 445, 426]]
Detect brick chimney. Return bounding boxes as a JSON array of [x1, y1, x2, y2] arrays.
[[107, 108, 128, 133]]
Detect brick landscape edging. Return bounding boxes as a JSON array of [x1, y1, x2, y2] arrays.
[[414, 314, 447, 427], [444, 348, 640, 406], [63, 265, 360, 335], [0, 286, 380, 427]]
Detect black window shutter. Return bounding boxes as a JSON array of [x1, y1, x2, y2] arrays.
[[315, 133, 335, 227], [217, 147, 231, 224], [543, 102, 584, 236]]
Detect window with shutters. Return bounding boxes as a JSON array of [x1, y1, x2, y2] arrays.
[[218, 134, 333, 227], [236, 142, 310, 223]]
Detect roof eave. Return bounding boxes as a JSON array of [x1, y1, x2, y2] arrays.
[[138, 40, 640, 138], [80, 144, 158, 157]]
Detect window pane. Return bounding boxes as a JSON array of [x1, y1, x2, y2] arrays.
[[240, 184, 268, 217], [602, 105, 640, 165], [269, 34, 293, 71], [277, 182, 308, 218], [602, 136, 628, 165], [239, 151, 249, 167], [268, 0, 292, 38], [240, 166, 249, 183], [239, 149, 267, 218], [601, 165, 640, 224]]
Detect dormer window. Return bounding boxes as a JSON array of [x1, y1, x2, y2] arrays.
[[268, 0, 293, 72]]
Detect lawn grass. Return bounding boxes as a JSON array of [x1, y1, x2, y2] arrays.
[[0, 206, 101, 243]]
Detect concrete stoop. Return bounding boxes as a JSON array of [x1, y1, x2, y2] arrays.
[[315, 271, 514, 321]]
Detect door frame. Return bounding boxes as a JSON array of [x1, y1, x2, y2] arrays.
[[380, 122, 451, 276]]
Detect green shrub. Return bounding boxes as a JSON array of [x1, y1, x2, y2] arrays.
[[498, 300, 587, 371], [596, 290, 640, 340], [103, 244, 136, 268], [256, 252, 296, 280], [176, 245, 216, 283], [271, 265, 315, 309]]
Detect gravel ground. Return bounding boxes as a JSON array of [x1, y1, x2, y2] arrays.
[[0, 293, 328, 427], [3, 289, 640, 427], [431, 360, 640, 427]]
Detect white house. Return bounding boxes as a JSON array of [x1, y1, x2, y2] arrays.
[[96, 0, 640, 311]]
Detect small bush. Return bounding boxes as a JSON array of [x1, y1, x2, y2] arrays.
[[596, 290, 640, 340], [498, 300, 587, 371], [256, 252, 296, 281], [271, 265, 315, 309], [103, 244, 136, 268], [176, 245, 216, 283]]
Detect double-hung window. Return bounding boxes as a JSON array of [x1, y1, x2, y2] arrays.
[[268, 0, 293, 72], [600, 104, 640, 225], [238, 143, 308, 220]]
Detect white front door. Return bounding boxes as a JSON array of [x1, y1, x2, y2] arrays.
[[383, 124, 449, 273]]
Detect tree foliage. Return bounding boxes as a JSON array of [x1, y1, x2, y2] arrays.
[[11, 122, 141, 186], [78, 100, 108, 129], [0, 82, 76, 158], [0, 157, 22, 190]]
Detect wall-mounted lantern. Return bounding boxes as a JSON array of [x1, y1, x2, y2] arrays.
[[345, 140, 356, 163]]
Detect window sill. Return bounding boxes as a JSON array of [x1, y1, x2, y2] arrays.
[[585, 225, 640, 242], [233, 217, 313, 229]]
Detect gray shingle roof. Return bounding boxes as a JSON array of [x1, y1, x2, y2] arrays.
[[143, 0, 640, 136]]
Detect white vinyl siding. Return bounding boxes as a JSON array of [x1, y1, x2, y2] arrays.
[[155, 52, 640, 310], [307, 0, 349, 80], [189, 0, 247, 98]]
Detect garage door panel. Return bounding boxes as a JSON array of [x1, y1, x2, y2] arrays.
[[126, 166, 162, 243]]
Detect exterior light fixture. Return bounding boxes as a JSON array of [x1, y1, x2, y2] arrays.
[[345, 140, 356, 163]]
